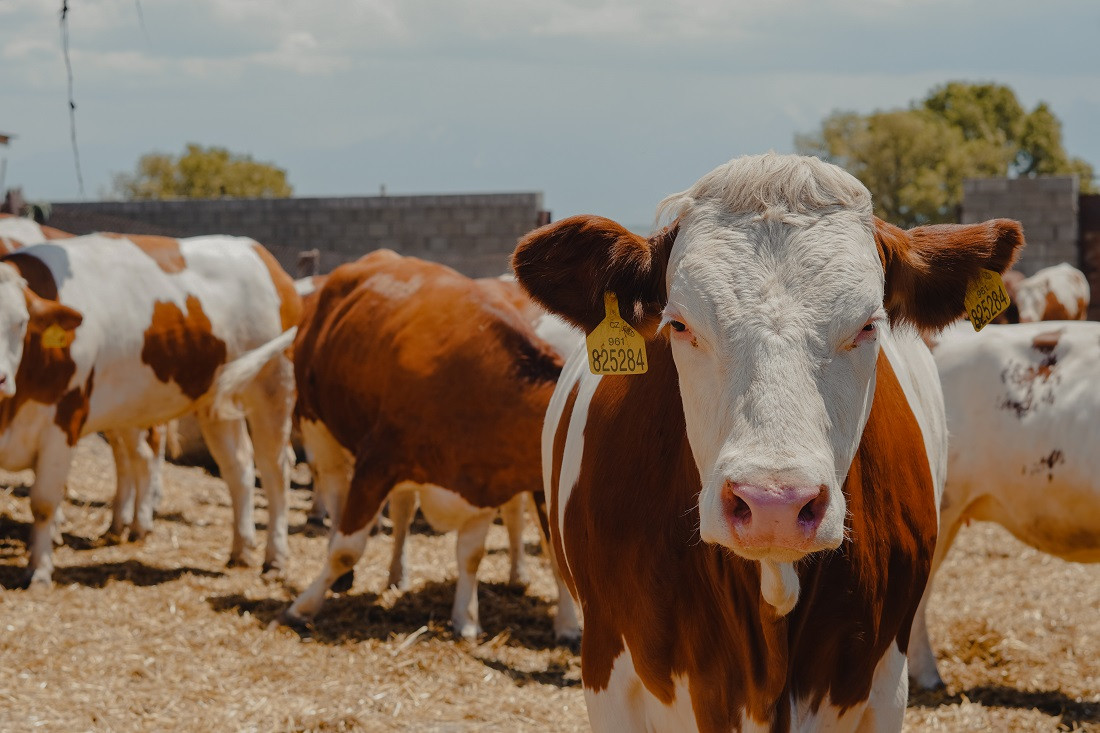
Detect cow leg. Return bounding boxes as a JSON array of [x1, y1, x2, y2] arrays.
[[283, 520, 373, 624], [108, 426, 159, 542], [196, 413, 257, 567], [145, 425, 167, 513], [25, 434, 73, 587], [532, 494, 582, 644], [104, 429, 135, 541], [908, 507, 966, 691], [500, 492, 530, 586], [386, 487, 419, 590], [452, 510, 494, 641], [242, 396, 293, 578], [299, 418, 351, 531], [284, 448, 393, 624]]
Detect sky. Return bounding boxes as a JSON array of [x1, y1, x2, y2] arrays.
[[1, 0, 1098, 229]]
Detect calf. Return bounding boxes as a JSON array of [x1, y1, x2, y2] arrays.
[[908, 320, 1100, 689], [283, 251, 579, 641], [999, 263, 1089, 322], [513, 153, 1022, 730], [0, 233, 299, 585]]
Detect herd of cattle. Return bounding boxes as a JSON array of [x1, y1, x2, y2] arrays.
[[0, 153, 1096, 731]]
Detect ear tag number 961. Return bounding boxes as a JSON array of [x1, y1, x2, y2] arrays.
[[964, 269, 1010, 332], [586, 292, 647, 375]]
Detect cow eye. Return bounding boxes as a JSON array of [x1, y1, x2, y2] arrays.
[[862, 323, 875, 333], [669, 320, 687, 333]]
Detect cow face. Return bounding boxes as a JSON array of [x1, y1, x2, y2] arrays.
[[514, 154, 1021, 609], [0, 262, 83, 398]]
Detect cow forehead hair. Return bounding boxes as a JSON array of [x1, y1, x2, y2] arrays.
[[656, 153, 873, 228]]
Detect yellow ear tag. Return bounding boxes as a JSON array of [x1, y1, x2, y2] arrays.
[[586, 292, 648, 375], [41, 324, 74, 349], [964, 268, 1010, 332]]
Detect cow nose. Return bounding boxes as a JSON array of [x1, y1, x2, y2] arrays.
[[722, 480, 828, 550]]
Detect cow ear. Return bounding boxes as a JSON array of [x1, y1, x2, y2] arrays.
[[874, 217, 1024, 330], [512, 215, 678, 334], [26, 289, 83, 331]]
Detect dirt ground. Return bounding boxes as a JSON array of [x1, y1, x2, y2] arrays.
[[0, 436, 1097, 732]]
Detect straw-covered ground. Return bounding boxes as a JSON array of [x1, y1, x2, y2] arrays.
[[0, 436, 1097, 731]]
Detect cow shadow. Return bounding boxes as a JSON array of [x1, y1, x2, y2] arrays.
[[476, 657, 581, 689], [0, 513, 100, 556], [208, 579, 566, 652], [0, 558, 223, 589], [910, 685, 1100, 726]]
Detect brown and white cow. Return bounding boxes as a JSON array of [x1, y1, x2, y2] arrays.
[[281, 250, 580, 641], [513, 154, 1022, 731], [908, 320, 1100, 689], [0, 233, 300, 586], [998, 262, 1089, 322]]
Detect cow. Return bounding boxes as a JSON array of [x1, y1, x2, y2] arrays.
[[511, 153, 1023, 731], [908, 320, 1100, 690], [0, 232, 300, 586], [998, 263, 1089, 322], [280, 250, 580, 642], [0, 216, 170, 535]]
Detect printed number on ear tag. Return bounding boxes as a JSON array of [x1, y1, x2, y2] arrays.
[[41, 324, 74, 349], [964, 269, 1010, 332], [586, 292, 648, 375]]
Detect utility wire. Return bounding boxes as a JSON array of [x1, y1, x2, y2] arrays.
[[60, 0, 86, 199]]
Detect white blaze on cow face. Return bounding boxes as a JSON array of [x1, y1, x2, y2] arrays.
[[656, 158, 885, 583], [0, 264, 31, 397]]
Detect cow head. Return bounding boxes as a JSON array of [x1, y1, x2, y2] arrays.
[[514, 153, 1022, 613], [0, 262, 83, 397]]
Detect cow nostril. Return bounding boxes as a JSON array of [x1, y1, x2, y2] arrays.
[[732, 496, 752, 523], [797, 487, 828, 528]]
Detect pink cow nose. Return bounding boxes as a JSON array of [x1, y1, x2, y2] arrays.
[[722, 481, 828, 550]]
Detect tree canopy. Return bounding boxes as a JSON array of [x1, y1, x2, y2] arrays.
[[796, 82, 1095, 227], [110, 143, 293, 200]]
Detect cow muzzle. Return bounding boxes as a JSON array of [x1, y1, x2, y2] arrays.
[[721, 480, 830, 558]]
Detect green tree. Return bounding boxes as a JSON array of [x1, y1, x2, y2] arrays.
[[111, 143, 293, 200], [796, 82, 1095, 227]]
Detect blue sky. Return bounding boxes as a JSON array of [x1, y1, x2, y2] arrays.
[[1, 0, 1097, 229]]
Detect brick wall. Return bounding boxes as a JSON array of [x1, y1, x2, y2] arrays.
[[961, 176, 1079, 277], [47, 192, 546, 279]]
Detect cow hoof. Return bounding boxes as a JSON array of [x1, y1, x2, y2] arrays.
[[261, 561, 287, 581], [226, 554, 254, 569], [305, 514, 327, 528], [20, 568, 52, 590], [279, 608, 314, 633], [909, 673, 946, 692], [331, 569, 354, 594], [507, 570, 530, 587], [100, 529, 127, 546], [385, 573, 408, 592], [454, 621, 482, 642], [128, 528, 149, 544]]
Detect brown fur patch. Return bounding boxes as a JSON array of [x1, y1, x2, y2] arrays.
[[552, 344, 937, 728], [293, 252, 561, 539], [251, 243, 302, 331], [874, 217, 1024, 330], [141, 296, 228, 399], [102, 233, 186, 274], [512, 216, 679, 335], [1041, 291, 1072, 321], [54, 369, 95, 445]]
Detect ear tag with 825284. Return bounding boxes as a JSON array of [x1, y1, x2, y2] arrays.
[[964, 269, 1010, 332], [586, 292, 647, 375]]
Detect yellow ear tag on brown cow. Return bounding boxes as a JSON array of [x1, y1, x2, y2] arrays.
[[964, 269, 1010, 332], [41, 324, 74, 349], [586, 292, 647, 375]]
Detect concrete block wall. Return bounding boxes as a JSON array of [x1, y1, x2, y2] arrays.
[[961, 176, 1079, 276], [48, 192, 546, 279]]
